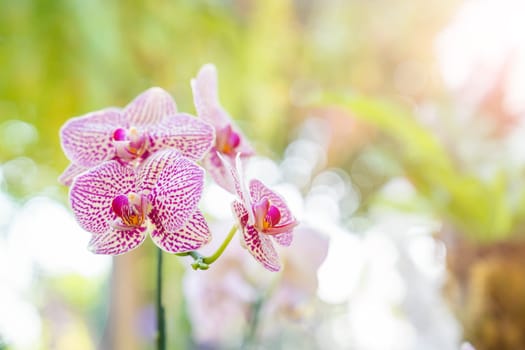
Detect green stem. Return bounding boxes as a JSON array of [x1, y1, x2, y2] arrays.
[[242, 296, 264, 347], [202, 225, 237, 265], [242, 271, 282, 347], [156, 249, 166, 350], [176, 225, 238, 270]]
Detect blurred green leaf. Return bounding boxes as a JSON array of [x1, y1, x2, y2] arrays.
[[319, 93, 514, 241], [51, 274, 107, 310]]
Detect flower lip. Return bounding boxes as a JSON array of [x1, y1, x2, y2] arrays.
[[252, 198, 270, 230], [252, 197, 293, 234], [216, 124, 241, 155], [111, 194, 129, 217], [112, 126, 149, 162], [113, 128, 127, 141], [111, 192, 149, 228], [266, 205, 281, 228], [263, 221, 299, 236]]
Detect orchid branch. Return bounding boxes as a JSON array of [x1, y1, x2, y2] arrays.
[[177, 225, 238, 270], [156, 249, 166, 350]]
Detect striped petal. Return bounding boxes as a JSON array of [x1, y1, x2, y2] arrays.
[[203, 151, 236, 194], [191, 64, 229, 128], [232, 200, 280, 271], [123, 87, 177, 126], [88, 227, 147, 255], [243, 223, 280, 272], [70, 161, 136, 234], [137, 149, 182, 193], [232, 200, 249, 228], [60, 108, 123, 167], [150, 210, 211, 253], [148, 113, 215, 160], [151, 154, 205, 232], [58, 163, 89, 186]]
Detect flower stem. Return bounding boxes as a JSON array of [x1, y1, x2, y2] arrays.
[[156, 249, 166, 350], [242, 296, 264, 347], [176, 225, 238, 270], [202, 225, 237, 265]]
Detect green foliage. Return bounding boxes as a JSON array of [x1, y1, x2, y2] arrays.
[[0, 0, 458, 202], [321, 94, 520, 241], [0, 0, 303, 200]]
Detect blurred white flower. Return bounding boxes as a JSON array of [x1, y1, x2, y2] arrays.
[[182, 222, 329, 347]]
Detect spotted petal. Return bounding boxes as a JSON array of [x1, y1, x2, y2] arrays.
[[148, 113, 215, 160], [88, 227, 147, 255], [203, 151, 236, 193], [150, 210, 211, 253], [151, 154, 205, 232], [243, 225, 280, 271], [58, 163, 89, 186], [70, 161, 136, 234], [137, 149, 183, 193], [60, 108, 123, 167], [232, 200, 280, 271], [232, 200, 249, 228], [123, 87, 177, 126]]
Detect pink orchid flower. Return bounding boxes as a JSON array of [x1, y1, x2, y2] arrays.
[[59, 87, 215, 185], [191, 64, 255, 193], [229, 157, 298, 271], [69, 149, 210, 255]]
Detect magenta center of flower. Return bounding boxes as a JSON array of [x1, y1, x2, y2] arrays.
[[216, 124, 240, 155], [252, 198, 282, 233], [111, 192, 149, 228], [112, 127, 149, 162]]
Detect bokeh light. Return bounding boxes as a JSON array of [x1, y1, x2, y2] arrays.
[[1, 0, 523, 349]]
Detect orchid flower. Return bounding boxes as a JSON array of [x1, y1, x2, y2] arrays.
[[59, 87, 215, 185], [229, 157, 298, 271], [191, 64, 254, 193], [69, 149, 210, 255]]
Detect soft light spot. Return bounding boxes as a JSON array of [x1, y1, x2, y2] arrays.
[[201, 183, 236, 220], [317, 230, 362, 304], [436, 0, 525, 113], [0, 290, 41, 349], [7, 197, 111, 277], [245, 156, 281, 186], [0, 120, 38, 157]]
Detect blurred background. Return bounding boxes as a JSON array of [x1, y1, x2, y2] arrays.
[[1, 0, 525, 349]]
